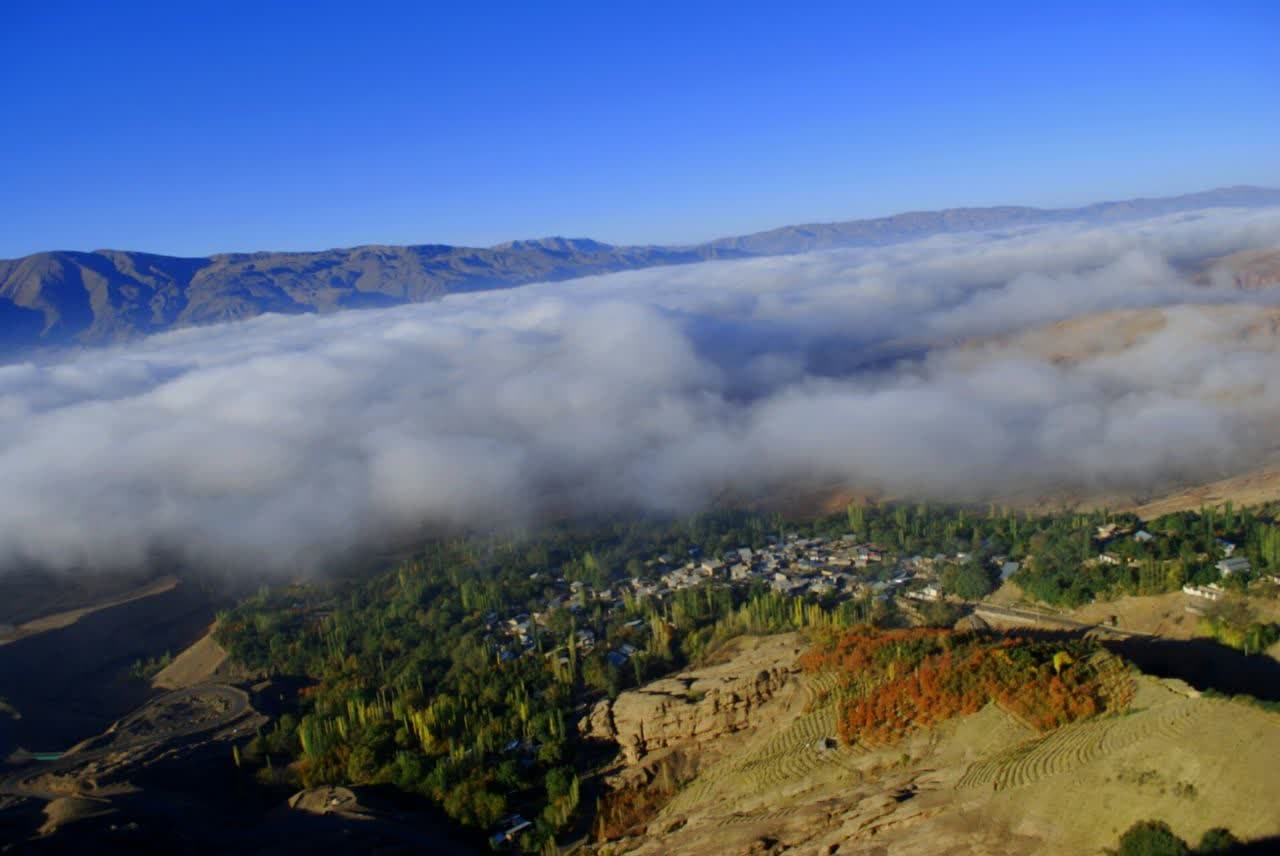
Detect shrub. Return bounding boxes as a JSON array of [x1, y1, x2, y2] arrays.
[[1112, 820, 1188, 856], [1196, 827, 1241, 853]]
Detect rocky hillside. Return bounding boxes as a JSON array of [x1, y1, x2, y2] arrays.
[[584, 630, 1280, 855], [4, 186, 1278, 352], [581, 634, 803, 767], [1194, 246, 1280, 290]]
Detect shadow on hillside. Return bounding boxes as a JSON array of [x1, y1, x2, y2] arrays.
[[1, 745, 486, 855], [966, 627, 1280, 703], [1105, 636, 1280, 702], [1226, 839, 1280, 854], [0, 582, 223, 756]]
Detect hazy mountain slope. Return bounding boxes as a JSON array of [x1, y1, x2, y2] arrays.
[[3, 186, 1279, 351], [702, 185, 1280, 255], [0, 239, 747, 351], [1193, 246, 1280, 289]]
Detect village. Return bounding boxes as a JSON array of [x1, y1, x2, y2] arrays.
[[480, 519, 1270, 678], [482, 533, 937, 670]]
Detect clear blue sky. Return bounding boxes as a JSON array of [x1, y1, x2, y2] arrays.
[[2, 0, 1277, 257]]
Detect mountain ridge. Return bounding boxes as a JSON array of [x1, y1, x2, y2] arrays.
[[4, 185, 1279, 352]]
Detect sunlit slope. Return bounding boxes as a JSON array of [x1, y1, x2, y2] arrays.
[[599, 638, 1280, 855]]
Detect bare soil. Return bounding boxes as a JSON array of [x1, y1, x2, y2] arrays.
[[1069, 592, 1202, 639], [152, 631, 244, 691]]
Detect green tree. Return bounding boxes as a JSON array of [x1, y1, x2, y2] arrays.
[[544, 765, 575, 801], [1196, 827, 1240, 853], [1111, 820, 1189, 856], [940, 561, 997, 600]]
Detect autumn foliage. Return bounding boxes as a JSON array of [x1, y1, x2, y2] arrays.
[[592, 752, 694, 841], [800, 628, 1133, 746]]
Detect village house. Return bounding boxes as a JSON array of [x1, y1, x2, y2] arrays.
[[1216, 557, 1252, 577], [1183, 583, 1224, 601], [906, 584, 941, 602], [490, 814, 532, 848]]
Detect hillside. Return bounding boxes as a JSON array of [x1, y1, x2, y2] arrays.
[[703, 185, 1280, 255], [585, 629, 1280, 855], [3, 186, 1278, 351], [1193, 247, 1280, 290], [0, 239, 745, 352]]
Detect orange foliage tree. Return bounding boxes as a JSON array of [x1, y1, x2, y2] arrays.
[[801, 628, 1132, 746]]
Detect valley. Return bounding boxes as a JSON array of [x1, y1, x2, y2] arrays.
[[6, 6, 1280, 852], [6, 499, 1279, 852]]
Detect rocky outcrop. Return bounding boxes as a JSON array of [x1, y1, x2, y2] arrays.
[[581, 634, 804, 765]]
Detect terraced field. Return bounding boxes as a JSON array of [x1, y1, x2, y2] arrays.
[[956, 698, 1201, 791], [1088, 649, 1138, 710], [802, 670, 842, 711], [663, 670, 862, 817], [707, 804, 810, 828]]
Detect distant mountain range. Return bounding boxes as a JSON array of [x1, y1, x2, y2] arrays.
[[3, 186, 1279, 352]]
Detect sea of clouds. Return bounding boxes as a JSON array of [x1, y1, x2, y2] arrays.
[[3, 207, 1280, 573]]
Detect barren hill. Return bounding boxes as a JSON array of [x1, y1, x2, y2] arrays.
[[1193, 246, 1280, 290], [3, 186, 1278, 351]]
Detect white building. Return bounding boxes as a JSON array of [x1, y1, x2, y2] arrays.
[[1183, 583, 1223, 601]]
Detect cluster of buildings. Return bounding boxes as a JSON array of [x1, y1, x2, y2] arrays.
[[639, 534, 946, 601], [479, 522, 1272, 670], [480, 533, 979, 668], [1093, 525, 1255, 578]]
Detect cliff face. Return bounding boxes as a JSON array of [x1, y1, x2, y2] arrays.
[[580, 634, 804, 765]]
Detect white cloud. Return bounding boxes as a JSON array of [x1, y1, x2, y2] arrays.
[[2, 207, 1280, 573]]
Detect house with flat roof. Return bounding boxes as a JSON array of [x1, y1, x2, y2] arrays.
[[1216, 557, 1252, 577]]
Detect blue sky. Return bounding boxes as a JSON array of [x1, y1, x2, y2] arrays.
[[2, 0, 1277, 257]]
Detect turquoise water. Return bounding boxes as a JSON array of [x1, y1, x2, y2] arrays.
[[32, 752, 62, 762]]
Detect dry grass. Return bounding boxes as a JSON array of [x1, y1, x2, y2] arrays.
[[599, 641, 1280, 856], [152, 631, 238, 690], [1069, 592, 1201, 639]]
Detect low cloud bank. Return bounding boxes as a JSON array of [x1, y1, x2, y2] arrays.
[[3, 207, 1280, 573]]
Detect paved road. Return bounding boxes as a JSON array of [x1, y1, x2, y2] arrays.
[[974, 602, 1153, 637], [0, 684, 251, 800]]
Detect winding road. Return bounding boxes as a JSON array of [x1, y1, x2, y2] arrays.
[[0, 684, 251, 800]]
